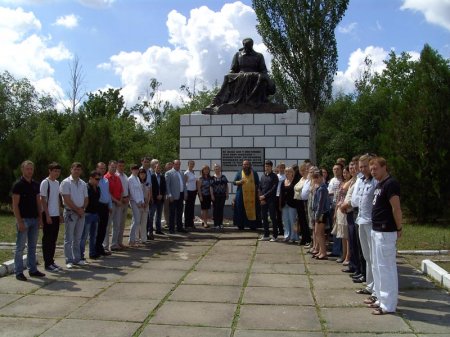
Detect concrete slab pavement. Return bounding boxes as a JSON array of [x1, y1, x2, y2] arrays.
[[0, 228, 448, 337]]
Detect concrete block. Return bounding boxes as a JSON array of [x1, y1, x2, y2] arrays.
[[287, 125, 310, 136], [276, 109, 297, 124], [243, 125, 265, 136], [443, 273, 450, 289], [180, 115, 190, 126], [232, 114, 254, 124], [191, 137, 211, 148], [201, 148, 221, 159], [254, 136, 275, 147], [190, 114, 211, 125], [266, 148, 286, 159], [422, 259, 447, 285], [201, 125, 221, 137], [298, 136, 310, 147], [180, 137, 190, 148], [211, 137, 232, 147], [298, 112, 310, 124], [233, 137, 254, 147], [180, 126, 200, 137], [212, 114, 232, 125], [265, 125, 286, 136], [276, 136, 297, 147], [287, 148, 310, 160], [222, 125, 243, 136], [195, 159, 212, 169], [180, 148, 200, 160], [253, 114, 275, 124]]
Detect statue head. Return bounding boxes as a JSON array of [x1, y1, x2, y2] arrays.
[[242, 38, 254, 52]]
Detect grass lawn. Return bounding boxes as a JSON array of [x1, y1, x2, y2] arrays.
[[397, 222, 450, 251]]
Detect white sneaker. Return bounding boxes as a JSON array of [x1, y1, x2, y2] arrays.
[[270, 237, 278, 242], [77, 260, 88, 266], [66, 263, 73, 269], [258, 235, 270, 241]]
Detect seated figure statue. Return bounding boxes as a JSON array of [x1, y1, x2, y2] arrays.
[[202, 38, 286, 114]]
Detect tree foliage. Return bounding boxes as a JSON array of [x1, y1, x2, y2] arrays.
[[318, 45, 450, 221], [253, 0, 349, 162]]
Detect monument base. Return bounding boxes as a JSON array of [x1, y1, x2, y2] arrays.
[[180, 109, 310, 209], [202, 102, 287, 115]]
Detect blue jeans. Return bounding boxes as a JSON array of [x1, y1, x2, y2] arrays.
[[64, 210, 85, 264], [80, 213, 98, 259], [148, 201, 163, 233], [14, 218, 39, 275], [282, 205, 299, 241]]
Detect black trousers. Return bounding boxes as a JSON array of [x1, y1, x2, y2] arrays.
[[213, 195, 226, 227], [275, 196, 284, 234], [261, 199, 278, 238], [95, 202, 110, 254], [297, 200, 311, 244], [169, 193, 184, 231], [185, 190, 197, 227], [347, 211, 361, 273], [41, 214, 60, 267]]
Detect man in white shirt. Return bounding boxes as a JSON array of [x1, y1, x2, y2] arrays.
[[60, 162, 88, 269], [115, 159, 129, 249], [40, 162, 62, 272], [128, 165, 145, 245]]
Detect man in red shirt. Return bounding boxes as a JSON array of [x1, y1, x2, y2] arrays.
[[103, 160, 123, 251]]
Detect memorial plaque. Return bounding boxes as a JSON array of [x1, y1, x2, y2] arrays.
[[221, 148, 265, 171]]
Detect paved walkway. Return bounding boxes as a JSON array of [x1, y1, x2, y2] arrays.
[[0, 229, 449, 337]]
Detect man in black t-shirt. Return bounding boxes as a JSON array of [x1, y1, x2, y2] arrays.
[[12, 160, 46, 281], [258, 160, 279, 241], [368, 157, 403, 315]]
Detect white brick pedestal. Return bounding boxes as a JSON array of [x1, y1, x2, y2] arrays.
[[179, 109, 311, 216]]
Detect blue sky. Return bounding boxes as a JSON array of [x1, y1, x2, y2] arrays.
[[0, 0, 449, 109]]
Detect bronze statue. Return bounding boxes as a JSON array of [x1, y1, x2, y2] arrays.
[[202, 38, 286, 114]]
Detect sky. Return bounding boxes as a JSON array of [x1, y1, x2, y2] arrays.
[[0, 0, 449, 110]]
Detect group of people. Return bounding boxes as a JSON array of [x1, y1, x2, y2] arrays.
[[12, 155, 402, 316], [232, 156, 402, 316], [11, 158, 230, 278]]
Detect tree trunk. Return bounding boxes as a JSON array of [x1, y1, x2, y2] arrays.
[[309, 111, 317, 164]]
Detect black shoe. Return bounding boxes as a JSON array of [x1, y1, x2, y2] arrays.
[[177, 228, 188, 233], [155, 231, 165, 235], [16, 273, 27, 281], [169, 230, 175, 234], [352, 273, 363, 279], [29, 270, 45, 277], [100, 251, 112, 256], [147, 233, 155, 240], [353, 276, 366, 283], [89, 255, 100, 259], [342, 268, 355, 273]]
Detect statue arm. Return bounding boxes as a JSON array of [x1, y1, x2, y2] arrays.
[[258, 54, 268, 74], [230, 52, 240, 73]]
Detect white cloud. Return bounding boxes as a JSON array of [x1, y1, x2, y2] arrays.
[[333, 46, 389, 94], [78, 0, 115, 9], [54, 14, 79, 29], [401, 0, 450, 31], [338, 22, 357, 34], [101, 1, 266, 106], [333, 46, 423, 95], [0, 6, 71, 102]]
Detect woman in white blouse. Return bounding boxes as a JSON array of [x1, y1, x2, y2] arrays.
[[128, 165, 144, 247], [184, 160, 197, 228]]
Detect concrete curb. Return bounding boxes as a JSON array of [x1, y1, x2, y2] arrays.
[[398, 250, 449, 255], [421, 259, 449, 289], [0, 256, 27, 277]]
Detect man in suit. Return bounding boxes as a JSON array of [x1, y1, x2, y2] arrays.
[[165, 159, 187, 234], [149, 163, 166, 236]]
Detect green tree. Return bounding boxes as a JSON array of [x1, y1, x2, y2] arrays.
[[379, 45, 450, 221], [253, 0, 349, 162]]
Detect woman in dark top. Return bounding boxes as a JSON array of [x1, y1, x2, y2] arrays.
[[81, 170, 101, 260], [197, 165, 212, 228], [279, 166, 299, 243], [312, 171, 330, 260], [210, 164, 229, 229]]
